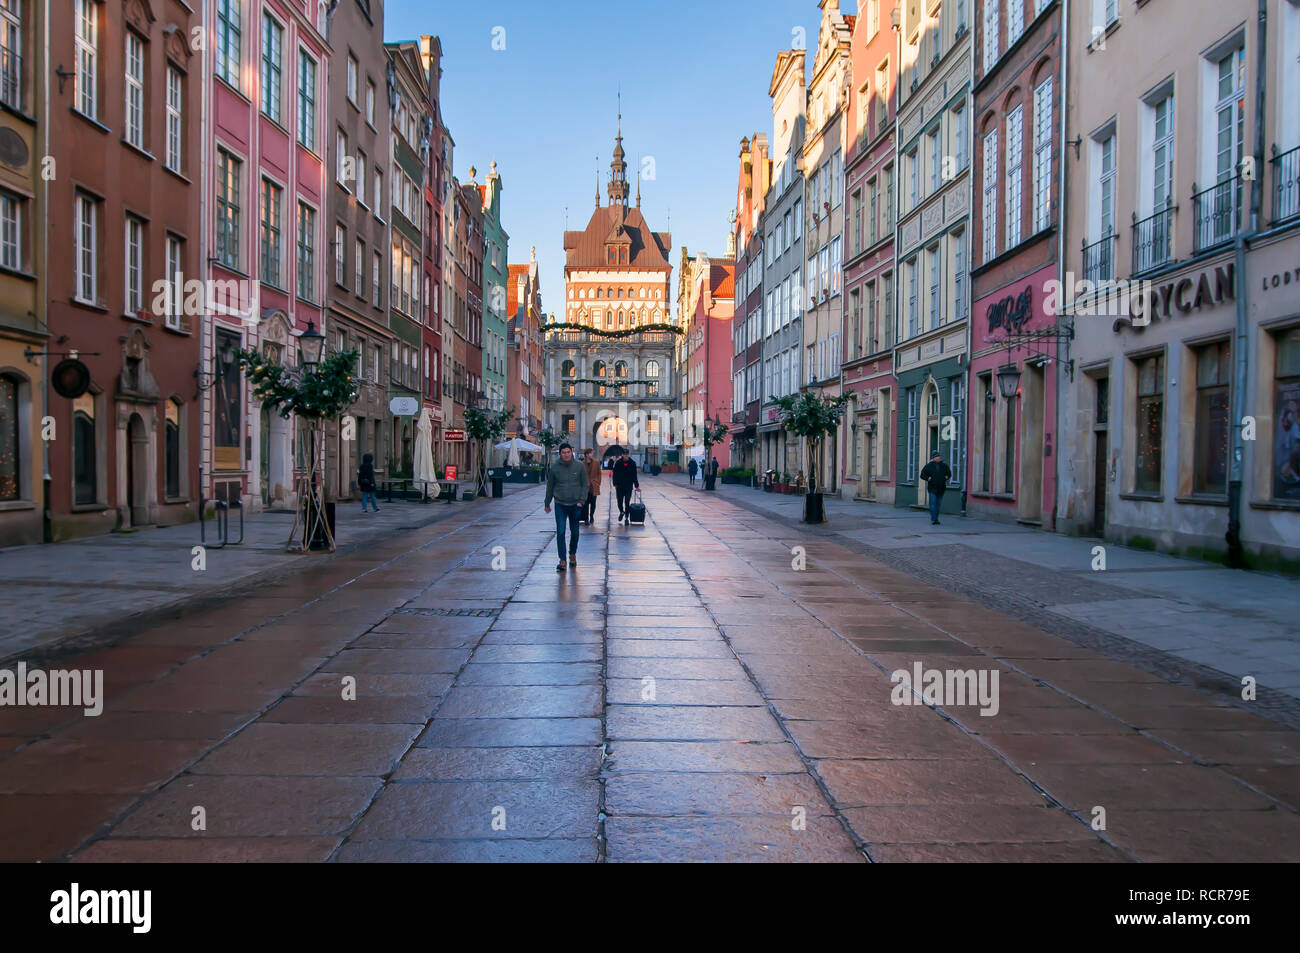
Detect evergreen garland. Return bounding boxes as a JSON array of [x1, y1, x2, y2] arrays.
[[544, 322, 683, 338], [569, 378, 657, 386], [235, 348, 360, 420]]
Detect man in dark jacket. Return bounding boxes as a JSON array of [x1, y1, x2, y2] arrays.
[[544, 443, 589, 571], [919, 451, 952, 525], [611, 449, 639, 523], [688, 458, 698, 484]]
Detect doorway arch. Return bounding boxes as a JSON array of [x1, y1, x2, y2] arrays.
[[126, 412, 150, 526]]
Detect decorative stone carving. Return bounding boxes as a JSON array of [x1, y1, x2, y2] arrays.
[[117, 328, 159, 402]]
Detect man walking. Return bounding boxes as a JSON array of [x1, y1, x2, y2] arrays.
[[611, 448, 639, 523], [919, 451, 952, 525], [544, 443, 589, 571], [582, 448, 602, 525], [688, 458, 698, 484]]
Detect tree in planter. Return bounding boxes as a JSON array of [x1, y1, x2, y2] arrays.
[[535, 426, 562, 476], [692, 419, 730, 490], [236, 345, 359, 552], [464, 405, 516, 498], [771, 391, 854, 523]]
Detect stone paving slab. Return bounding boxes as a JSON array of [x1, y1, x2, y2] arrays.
[[3, 478, 1299, 862]]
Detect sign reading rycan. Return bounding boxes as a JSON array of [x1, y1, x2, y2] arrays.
[[444, 429, 467, 442]]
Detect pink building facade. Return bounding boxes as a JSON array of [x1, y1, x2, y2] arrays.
[[201, 0, 330, 511]]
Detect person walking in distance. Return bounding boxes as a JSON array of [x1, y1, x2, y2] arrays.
[[919, 451, 952, 525], [544, 443, 590, 571], [358, 452, 379, 513], [582, 447, 602, 525], [688, 457, 698, 484], [611, 448, 639, 523]]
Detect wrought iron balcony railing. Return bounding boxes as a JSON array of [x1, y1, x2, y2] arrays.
[[1272, 144, 1300, 225], [1132, 201, 1175, 275], [1082, 232, 1117, 283], [1192, 175, 1243, 253]]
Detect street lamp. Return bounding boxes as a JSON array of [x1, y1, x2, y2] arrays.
[[299, 321, 326, 369], [996, 363, 1022, 400]]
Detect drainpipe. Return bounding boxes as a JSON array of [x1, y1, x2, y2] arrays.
[[40, 0, 51, 542], [1226, 0, 1266, 568], [1054, 0, 1069, 534]]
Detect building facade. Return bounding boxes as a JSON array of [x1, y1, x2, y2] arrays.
[[547, 126, 676, 467], [323, 0, 393, 502], [967, 0, 1062, 527], [0, 0, 47, 546], [683, 252, 735, 468], [801, 0, 853, 494], [46, 0, 203, 539], [759, 49, 808, 479], [481, 162, 508, 415], [842, 0, 900, 503], [892, 0, 973, 514], [419, 35, 445, 466], [1057, 0, 1300, 568], [507, 247, 544, 439], [729, 133, 770, 472], [202, 0, 330, 513]]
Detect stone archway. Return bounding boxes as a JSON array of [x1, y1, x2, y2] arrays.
[[595, 415, 629, 460], [918, 376, 941, 506], [259, 310, 295, 509]]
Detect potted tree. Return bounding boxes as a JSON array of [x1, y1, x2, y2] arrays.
[[535, 426, 562, 478], [464, 404, 516, 498], [692, 418, 731, 491], [771, 391, 854, 523], [236, 333, 358, 552]]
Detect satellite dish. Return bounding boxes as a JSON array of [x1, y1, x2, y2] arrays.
[[51, 358, 91, 399]]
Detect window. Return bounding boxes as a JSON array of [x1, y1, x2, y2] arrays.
[[73, 392, 96, 504], [792, 199, 802, 240], [216, 149, 241, 269], [216, 0, 240, 89], [260, 178, 282, 287], [355, 238, 364, 296], [334, 224, 346, 285], [297, 51, 317, 150], [1194, 341, 1231, 495], [366, 80, 376, 125], [166, 68, 183, 171], [296, 201, 315, 301], [124, 216, 143, 315], [1135, 353, 1164, 493], [124, 32, 144, 148], [0, 373, 18, 501], [1005, 106, 1024, 248], [906, 387, 918, 481], [336, 129, 348, 186], [1, 0, 23, 109], [927, 128, 941, 193], [982, 127, 998, 261], [883, 271, 895, 346], [1152, 92, 1175, 214], [949, 377, 965, 488], [1009, 0, 1024, 46], [347, 55, 358, 105], [0, 191, 20, 270], [165, 235, 183, 330], [907, 257, 918, 338], [983, 0, 999, 72], [831, 150, 843, 208], [165, 399, 181, 499], [954, 104, 967, 171], [356, 152, 366, 206], [75, 0, 97, 117], [1274, 329, 1300, 500], [74, 192, 97, 303], [372, 251, 381, 307], [1033, 77, 1053, 232], [373, 169, 383, 214], [907, 147, 919, 208], [952, 228, 968, 321], [261, 15, 282, 122], [927, 244, 940, 330], [830, 237, 842, 296]]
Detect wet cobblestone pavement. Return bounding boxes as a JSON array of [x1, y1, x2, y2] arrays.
[[2, 479, 1298, 862]]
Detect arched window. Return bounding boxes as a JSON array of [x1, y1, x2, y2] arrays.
[[562, 359, 575, 397], [639, 288, 646, 298], [165, 398, 182, 499], [606, 287, 613, 298], [0, 374, 20, 501], [645, 360, 660, 396], [614, 361, 628, 378], [618, 310, 625, 328], [596, 288, 603, 298], [653, 309, 661, 322], [592, 360, 606, 378], [617, 288, 624, 298]]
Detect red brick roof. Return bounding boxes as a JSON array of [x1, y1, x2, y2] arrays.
[[563, 205, 672, 270], [709, 262, 735, 299]]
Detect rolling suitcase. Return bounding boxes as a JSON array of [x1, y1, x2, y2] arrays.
[[627, 489, 646, 525]]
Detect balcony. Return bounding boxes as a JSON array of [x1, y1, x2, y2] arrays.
[[1272, 144, 1300, 225], [1131, 201, 1175, 275], [1082, 233, 1117, 283], [1192, 176, 1243, 253], [543, 328, 678, 347]]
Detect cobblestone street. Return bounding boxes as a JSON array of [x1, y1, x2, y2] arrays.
[[2, 478, 1298, 862]]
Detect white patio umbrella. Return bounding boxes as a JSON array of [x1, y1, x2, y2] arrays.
[[413, 408, 440, 498], [495, 436, 543, 467]]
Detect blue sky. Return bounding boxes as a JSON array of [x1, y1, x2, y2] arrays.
[[384, 0, 851, 316]]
